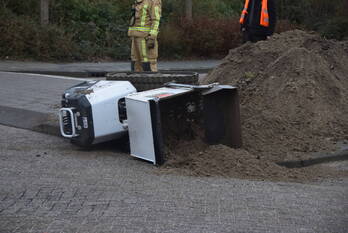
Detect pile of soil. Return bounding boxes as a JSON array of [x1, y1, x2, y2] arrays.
[[161, 141, 339, 181], [159, 30, 348, 181]]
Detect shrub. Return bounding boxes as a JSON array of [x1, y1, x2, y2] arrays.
[[275, 20, 300, 33], [0, 0, 346, 61], [0, 8, 76, 60], [51, 0, 130, 60], [158, 23, 185, 59], [320, 17, 348, 40], [277, 0, 348, 39], [159, 17, 242, 59]]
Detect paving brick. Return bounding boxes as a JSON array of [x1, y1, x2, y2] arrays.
[[0, 125, 348, 233]]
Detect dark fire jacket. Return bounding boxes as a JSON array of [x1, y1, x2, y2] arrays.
[[241, 0, 277, 36]]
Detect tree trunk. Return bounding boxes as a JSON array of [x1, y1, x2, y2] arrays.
[[185, 0, 192, 20], [40, 0, 49, 25]]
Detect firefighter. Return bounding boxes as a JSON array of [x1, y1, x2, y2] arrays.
[[240, 0, 276, 43], [128, 0, 162, 72]]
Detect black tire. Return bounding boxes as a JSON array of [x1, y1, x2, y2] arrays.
[[106, 71, 199, 91]]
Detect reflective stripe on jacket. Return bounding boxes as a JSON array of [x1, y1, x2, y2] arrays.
[[260, 0, 269, 27], [239, 0, 249, 24], [240, 0, 269, 27], [128, 0, 162, 38]]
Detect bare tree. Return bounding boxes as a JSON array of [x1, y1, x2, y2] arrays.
[[40, 0, 49, 25], [185, 0, 192, 20], [1, 0, 10, 8]]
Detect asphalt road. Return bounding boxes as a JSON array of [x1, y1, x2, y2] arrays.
[[0, 60, 220, 76], [0, 72, 86, 135]]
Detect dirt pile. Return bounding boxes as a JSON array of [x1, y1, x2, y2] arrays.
[[160, 30, 348, 181], [161, 142, 338, 181]]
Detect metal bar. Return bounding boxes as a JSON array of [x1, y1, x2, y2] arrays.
[[59, 108, 77, 138], [165, 82, 219, 89]]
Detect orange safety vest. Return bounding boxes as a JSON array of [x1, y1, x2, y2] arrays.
[[239, 0, 269, 27]]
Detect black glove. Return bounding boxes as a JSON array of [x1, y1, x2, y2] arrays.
[[146, 37, 155, 49]]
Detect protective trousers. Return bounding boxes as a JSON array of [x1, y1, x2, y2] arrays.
[[131, 37, 158, 72]]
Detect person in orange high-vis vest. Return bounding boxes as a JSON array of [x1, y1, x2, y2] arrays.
[[128, 0, 162, 72], [240, 0, 276, 43]]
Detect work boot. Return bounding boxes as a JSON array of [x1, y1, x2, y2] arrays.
[[142, 62, 151, 72], [132, 61, 143, 72], [131, 61, 135, 72], [150, 62, 158, 72]]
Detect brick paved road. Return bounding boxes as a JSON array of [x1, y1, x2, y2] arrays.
[[0, 125, 347, 233]]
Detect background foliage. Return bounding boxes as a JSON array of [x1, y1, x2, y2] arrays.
[[0, 0, 347, 61]]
